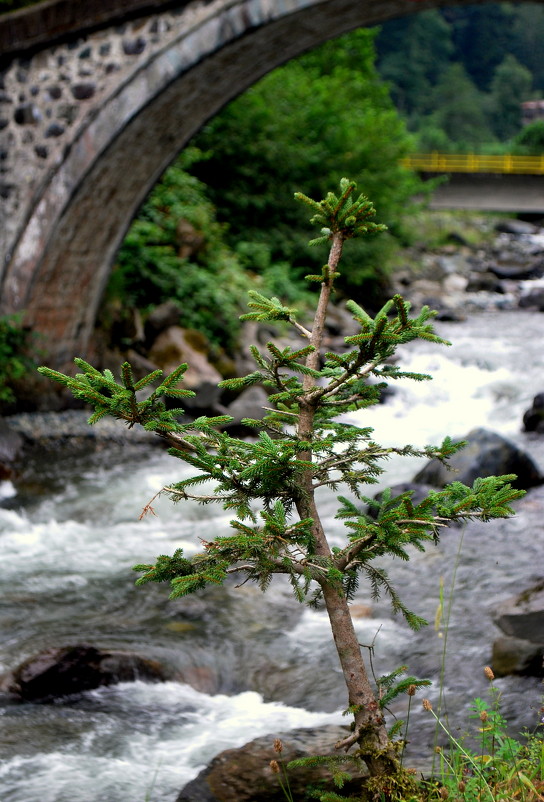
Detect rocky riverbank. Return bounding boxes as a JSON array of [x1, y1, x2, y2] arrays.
[[390, 216, 544, 318]]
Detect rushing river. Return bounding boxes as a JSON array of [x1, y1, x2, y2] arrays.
[[1, 308, 544, 801]]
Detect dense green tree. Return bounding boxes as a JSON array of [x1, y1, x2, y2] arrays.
[[376, 3, 543, 150], [427, 64, 494, 149], [112, 150, 253, 350], [189, 29, 422, 304], [488, 54, 533, 140], [375, 11, 454, 124], [511, 120, 544, 155], [0, 315, 35, 408], [443, 4, 515, 92], [509, 3, 544, 92]]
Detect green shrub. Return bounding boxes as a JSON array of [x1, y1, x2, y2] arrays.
[[189, 29, 423, 302], [511, 120, 544, 155], [112, 149, 253, 351], [0, 314, 34, 405]]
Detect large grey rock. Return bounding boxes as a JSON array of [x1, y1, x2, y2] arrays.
[[144, 301, 182, 342], [4, 644, 166, 702], [465, 271, 503, 293], [148, 326, 222, 410], [491, 581, 544, 678], [488, 262, 544, 281], [0, 420, 25, 479], [494, 580, 544, 643], [495, 219, 538, 236], [176, 726, 366, 802], [414, 427, 543, 490], [224, 386, 269, 435], [491, 636, 543, 678], [519, 288, 544, 311]]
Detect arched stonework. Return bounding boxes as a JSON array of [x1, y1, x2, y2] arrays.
[[0, 0, 529, 368]]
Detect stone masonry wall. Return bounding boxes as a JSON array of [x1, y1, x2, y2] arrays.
[[1, 0, 230, 280]]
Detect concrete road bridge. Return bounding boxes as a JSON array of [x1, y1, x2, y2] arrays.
[[1, 0, 543, 370], [402, 153, 544, 213]]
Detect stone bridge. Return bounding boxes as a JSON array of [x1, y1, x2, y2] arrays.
[[0, 0, 536, 370]]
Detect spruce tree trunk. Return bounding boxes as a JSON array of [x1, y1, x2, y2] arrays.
[[295, 231, 398, 775], [295, 492, 398, 774]]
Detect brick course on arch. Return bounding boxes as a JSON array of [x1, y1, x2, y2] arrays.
[[0, 0, 525, 369]]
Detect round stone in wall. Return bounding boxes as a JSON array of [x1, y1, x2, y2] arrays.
[[71, 83, 96, 100]]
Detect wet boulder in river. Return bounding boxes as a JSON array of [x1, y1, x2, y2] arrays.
[[523, 392, 544, 432], [4, 644, 166, 702], [176, 726, 367, 802], [413, 427, 543, 490], [0, 420, 24, 480], [491, 580, 544, 677], [491, 636, 543, 677], [493, 579, 544, 644], [519, 288, 544, 311]]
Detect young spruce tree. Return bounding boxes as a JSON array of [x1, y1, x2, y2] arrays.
[[39, 180, 523, 788]]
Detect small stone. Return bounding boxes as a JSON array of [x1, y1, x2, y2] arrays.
[[34, 145, 48, 159], [58, 104, 78, 124], [44, 122, 65, 138], [14, 103, 41, 125], [99, 43, 111, 56], [122, 37, 147, 55], [71, 83, 96, 100], [0, 119, 8, 130], [78, 46, 92, 59], [46, 86, 62, 100]]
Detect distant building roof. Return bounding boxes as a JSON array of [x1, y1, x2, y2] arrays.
[[522, 100, 544, 125]]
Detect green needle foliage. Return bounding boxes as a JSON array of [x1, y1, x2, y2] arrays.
[[38, 179, 524, 787]]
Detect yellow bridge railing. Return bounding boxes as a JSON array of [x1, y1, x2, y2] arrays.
[[401, 153, 544, 175]]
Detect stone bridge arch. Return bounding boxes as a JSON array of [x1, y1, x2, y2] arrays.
[[0, 0, 536, 370]]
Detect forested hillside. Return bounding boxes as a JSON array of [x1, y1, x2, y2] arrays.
[[375, 3, 544, 150]]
